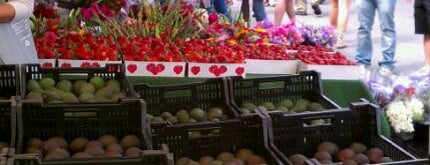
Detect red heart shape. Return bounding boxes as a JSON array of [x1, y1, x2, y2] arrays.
[[91, 62, 100, 68], [42, 62, 53, 68], [235, 67, 244, 75], [219, 65, 227, 74], [157, 64, 165, 72], [61, 63, 71, 68], [146, 63, 160, 75], [127, 64, 137, 73], [191, 66, 200, 75], [173, 65, 183, 74], [209, 65, 221, 77], [81, 62, 91, 68]]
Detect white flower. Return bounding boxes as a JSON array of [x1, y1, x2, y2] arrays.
[[405, 98, 425, 122], [386, 101, 414, 133]]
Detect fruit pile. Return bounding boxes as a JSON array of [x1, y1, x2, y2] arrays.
[[25, 76, 124, 103], [289, 141, 393, 165], [294, 51, 355, 65], [285, 44, 333, 52], [176, 149, 266, 165], [239, 99, 324, 114], [25, 135, 142, 160], [147, 107, 228, 124]]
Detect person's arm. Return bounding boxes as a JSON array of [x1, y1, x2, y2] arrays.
[[0, 0, 34, 22]]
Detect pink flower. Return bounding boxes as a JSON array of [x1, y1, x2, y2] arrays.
[[209, 13, 219, 25]]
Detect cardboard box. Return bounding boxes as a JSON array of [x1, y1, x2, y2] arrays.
[[245, 59, 300, 74], [299, 62, 361, 80], [39, 59, 56, 68], [125, 61, 186, 77], [187, 62, 246, 78], [57, 59, 122, 68]]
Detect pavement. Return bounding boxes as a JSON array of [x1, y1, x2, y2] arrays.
[[229, 0, 425, 74]]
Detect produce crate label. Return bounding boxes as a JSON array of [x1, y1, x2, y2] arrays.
[[299, 62, 361, 80], [39, 59, 55, 68], [58, 59, 122, 68], [245, 59, 300, 74], [125, 61, 186, 77], [187, 62, 245, 78]]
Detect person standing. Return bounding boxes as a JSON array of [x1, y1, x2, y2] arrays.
[[295, 0, 322, 16], [274, 0, 295, 26], [0, 0, 38, 64], [412, 0, 430, 77], [330, 0, 352, 49], [355, 0, 397, 75]]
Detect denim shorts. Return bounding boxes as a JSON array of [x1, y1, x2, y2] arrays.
[[415, 0, 430, 34]]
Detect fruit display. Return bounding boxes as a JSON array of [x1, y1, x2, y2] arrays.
[[148, 107, 228, 124], [294, 51, 355, 65], [176, 149, 266, 165], [289, 141, 393, 165], [288, 141, 393, 165], [239, 99, 324, 114], [25, 76, 125, 103], [24, 135, 143, 160]]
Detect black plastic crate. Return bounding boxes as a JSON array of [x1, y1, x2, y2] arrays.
[[0, 64, 20, 99], [13, 98, 161, 164], [21, 63, 136, 101], [132, 78, 240, 148], [227, 71, 341, 115], [262, 102, 417, 165], [0, 99, 16, 157], [160, 113, 284, 164], [9, 145, 173, 165]]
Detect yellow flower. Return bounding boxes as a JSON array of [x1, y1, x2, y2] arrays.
[[235, 29, 248, 38], [78, 29, 85, 36], [207, 37, 215, 41], [254, 27, 266, 33], [228, 39, 238, 45]]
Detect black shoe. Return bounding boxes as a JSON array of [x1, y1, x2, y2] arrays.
[[311, 4, 322, 16], [295, 10, 307, 16]]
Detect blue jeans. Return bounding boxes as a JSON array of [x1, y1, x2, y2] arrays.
[[209, 0, 232, 20], [355, 0, 397, 69], [252, 0, 267, 21]]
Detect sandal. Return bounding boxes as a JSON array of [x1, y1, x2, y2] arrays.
[[336, 34, 347, 49]]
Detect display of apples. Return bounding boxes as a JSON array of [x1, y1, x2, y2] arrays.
[[25, 135, 142, 160], [25, 76, 125, 103], [289, 141, 393, 165], [147, 107, 228, 124], [176, 149, 266, 165]]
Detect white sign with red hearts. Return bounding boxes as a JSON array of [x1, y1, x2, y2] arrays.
[[187, 62, 246, 78], [125, 61, 186, 77], [39, 59, 56, 68], [57, 60, 122, 68]]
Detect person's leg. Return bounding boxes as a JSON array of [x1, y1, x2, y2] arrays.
[[295, 0, 307, 15], [424, 35, 430, 66], [376, 0, 397, 70], [252, 0, 268, 21], [355, 0, 377, 67], [213, 0, 232, 20], [285, 0, 295, 21], [274, 0, 286, 26], [330, 0, 339, 27], [335, 0, 352, 48], [311, 0, 322, 16], [412, 0, 430, 77]]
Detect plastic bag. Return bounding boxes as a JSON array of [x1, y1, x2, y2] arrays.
[[0, 17, 38, 64]]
